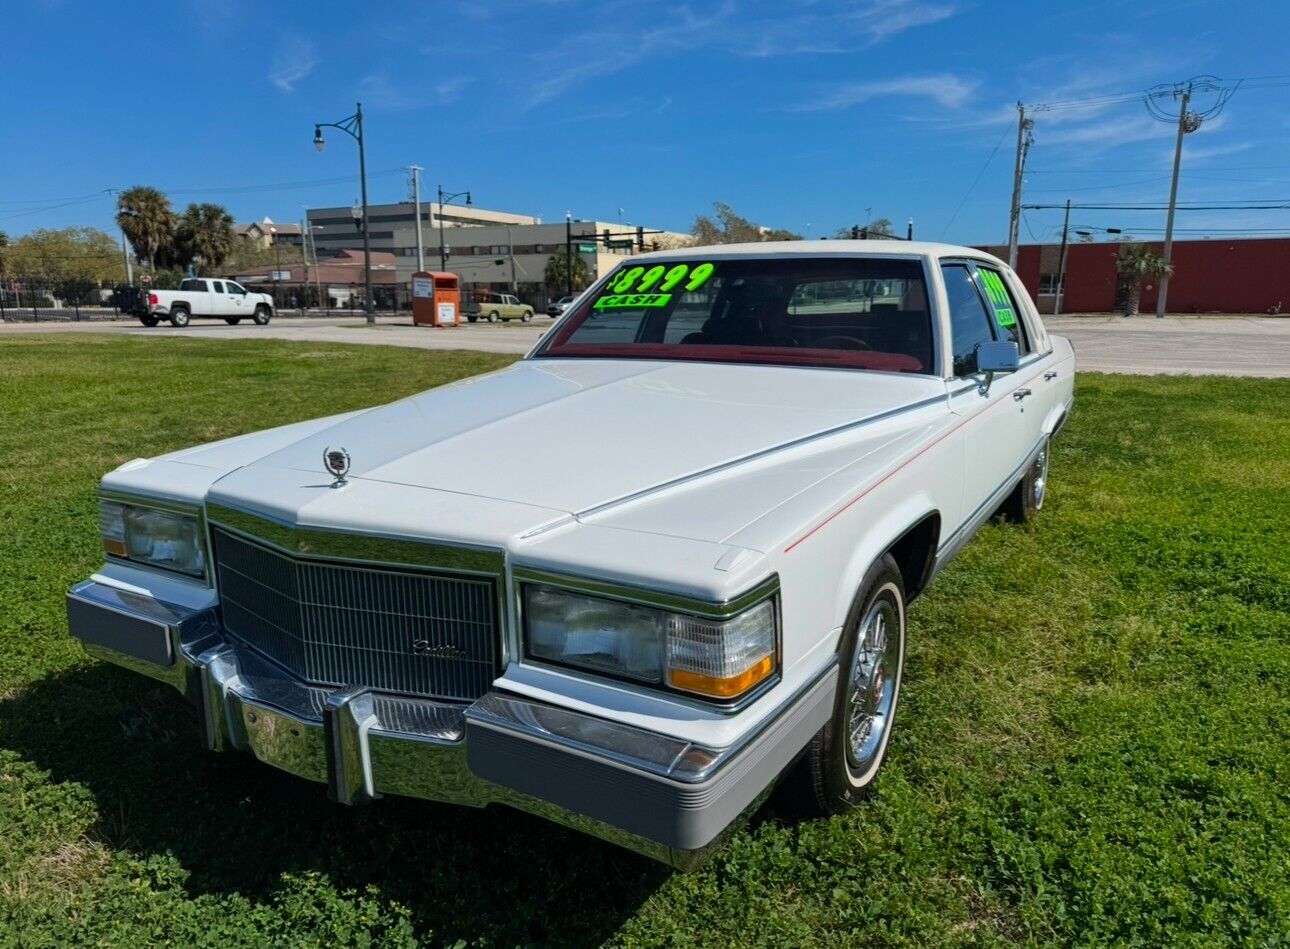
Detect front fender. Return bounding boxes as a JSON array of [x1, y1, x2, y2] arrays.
[[830, 492, 939, 647]]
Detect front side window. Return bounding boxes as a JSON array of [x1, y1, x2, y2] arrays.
[[226, 282, 244, 294], [538, 257, 934, 374], [941, 264, 996, 376], [977, 267, 1030, 354]]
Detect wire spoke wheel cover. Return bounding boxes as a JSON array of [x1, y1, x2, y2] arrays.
[[1032, 446, 1049, 509], [844, 593, 902, 775]]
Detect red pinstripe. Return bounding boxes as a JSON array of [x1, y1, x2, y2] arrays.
[[783, 367, 1050, 553]]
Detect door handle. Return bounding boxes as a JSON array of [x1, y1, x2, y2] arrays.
[[1013, 388, 1033, 402], [1044, 370, 1058, 380]]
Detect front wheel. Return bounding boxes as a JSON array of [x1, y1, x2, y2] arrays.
[[224, 317, 242, 325], [252, 306, 272, 326], [467, 315, 478, 323], [169, 308, 190, 327], [488, 311, 500, 323], [1002, 439, 1049, 523], [521, 310, 533, 323], [797, 553, 906, 816], [139, 315, 160, 327]]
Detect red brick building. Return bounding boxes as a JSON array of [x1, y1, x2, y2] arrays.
[[978, 237, 1290, 314]]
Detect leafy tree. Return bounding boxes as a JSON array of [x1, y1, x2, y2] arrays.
[[116, 186, 176, 269], [691, 203, 801, 245], [833, 217, 895, 239], [1116, 242, 1174, 317], [176, 203, 235, 274], [5, 227, 124, 284], [544, 252, 590, 294]]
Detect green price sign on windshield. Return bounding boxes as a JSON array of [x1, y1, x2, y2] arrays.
[[593, 262, 716, 310]]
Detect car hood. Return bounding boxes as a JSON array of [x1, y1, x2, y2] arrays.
[[202, 359, 945, 519]]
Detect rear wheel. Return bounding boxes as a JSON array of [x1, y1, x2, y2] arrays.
[[252, 306, 272, 326], [169, 307, 190, 327], [1002, 439, 1049, 523], [224, 317, 242, 325], [796, 554, 906, 816], [467, 315, 478, 323]]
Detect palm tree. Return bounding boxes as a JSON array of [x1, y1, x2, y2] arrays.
[[1117, 242, 1174, 317], [176, 203, 235, 275], [115, 186, 175, 269]]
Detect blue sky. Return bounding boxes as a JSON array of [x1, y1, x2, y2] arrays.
[[4, 0, 1290, 246]]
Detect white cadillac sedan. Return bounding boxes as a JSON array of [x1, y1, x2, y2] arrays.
[[68, 242, 1074, 868]]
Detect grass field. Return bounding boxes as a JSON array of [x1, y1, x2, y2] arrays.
[[0, 334, 1286, 947]]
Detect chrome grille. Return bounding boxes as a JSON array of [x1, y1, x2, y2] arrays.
[[212, 527, 499, 701]]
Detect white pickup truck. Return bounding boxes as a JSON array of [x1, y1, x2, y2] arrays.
[[130, 278, 275, 327]]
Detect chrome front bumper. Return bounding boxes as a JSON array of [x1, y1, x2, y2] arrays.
[[67, 580, 836, 869]]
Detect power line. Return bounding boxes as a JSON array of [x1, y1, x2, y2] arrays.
[[939, 122, 1010, 239]]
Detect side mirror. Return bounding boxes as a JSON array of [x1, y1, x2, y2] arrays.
[[975, 340, 1019, 394]]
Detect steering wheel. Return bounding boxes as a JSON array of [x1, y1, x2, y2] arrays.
[[816, 336, 872, 350]]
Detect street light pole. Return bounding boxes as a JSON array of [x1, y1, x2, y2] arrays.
[[314, 102, 374, 323], [437, 185, 472, 272]]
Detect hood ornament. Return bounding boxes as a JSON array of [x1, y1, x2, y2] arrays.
[[323, 447, 351, 488]]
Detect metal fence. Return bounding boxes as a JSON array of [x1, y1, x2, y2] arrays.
[[0, 280, 129, 322], [0, 278, 555, 323]]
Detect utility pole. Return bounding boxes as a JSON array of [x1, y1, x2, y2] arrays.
[[505, 225, 517, 292], [300, 217, 310, 311], [1144, 76, 1240, 319], [1006, 102, 1035, 268], [565, 211, 573, 296], [1156, 87, 1191, 320], [120, 231, 133, 285], [1055, 199, 1072, 317], [408, 165, 425, 272]]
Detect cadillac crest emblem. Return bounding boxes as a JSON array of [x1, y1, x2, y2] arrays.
[[323, 446, 351, 488]]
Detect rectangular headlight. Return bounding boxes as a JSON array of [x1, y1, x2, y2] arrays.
[[523, 584, 777, 700], [99, 499, 206, 578]]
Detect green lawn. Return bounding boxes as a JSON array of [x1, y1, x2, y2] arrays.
[[1, 335, 1286, 946]]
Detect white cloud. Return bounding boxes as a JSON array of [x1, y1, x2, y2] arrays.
[[357, 72, 418, 110], [796, 74, 977, 112], [1179, 140, 1252, 164], [435, 76, 472, 103], [523, 0, 958, 107], [268, 36, 316, 93]]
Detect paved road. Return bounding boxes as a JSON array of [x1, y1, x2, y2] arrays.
[[1044, 315, 1290, 378], [1, 315, 551, 355], [4, 313, 1288, 377]]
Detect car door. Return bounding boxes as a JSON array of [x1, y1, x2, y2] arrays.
[[206, 280, 227, 316], [941, 261, 1036, 527], [224, 281, 247, 317], [973, 263, 1057, 453]]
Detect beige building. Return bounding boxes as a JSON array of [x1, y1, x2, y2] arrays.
[[305, 201, 690, 301], [235, 218, 303, 249]]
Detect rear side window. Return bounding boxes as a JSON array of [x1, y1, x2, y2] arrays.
[[977, 267, 1030, 354], [211, 281, 224, 293], [180, 279, 207, 292], [941, 264, 995, 376]]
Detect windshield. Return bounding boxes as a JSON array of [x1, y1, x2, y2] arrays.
[[538, 256, 933, 374]]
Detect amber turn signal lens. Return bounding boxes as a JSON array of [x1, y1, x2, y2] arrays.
[[668, 653, 774, 699]]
